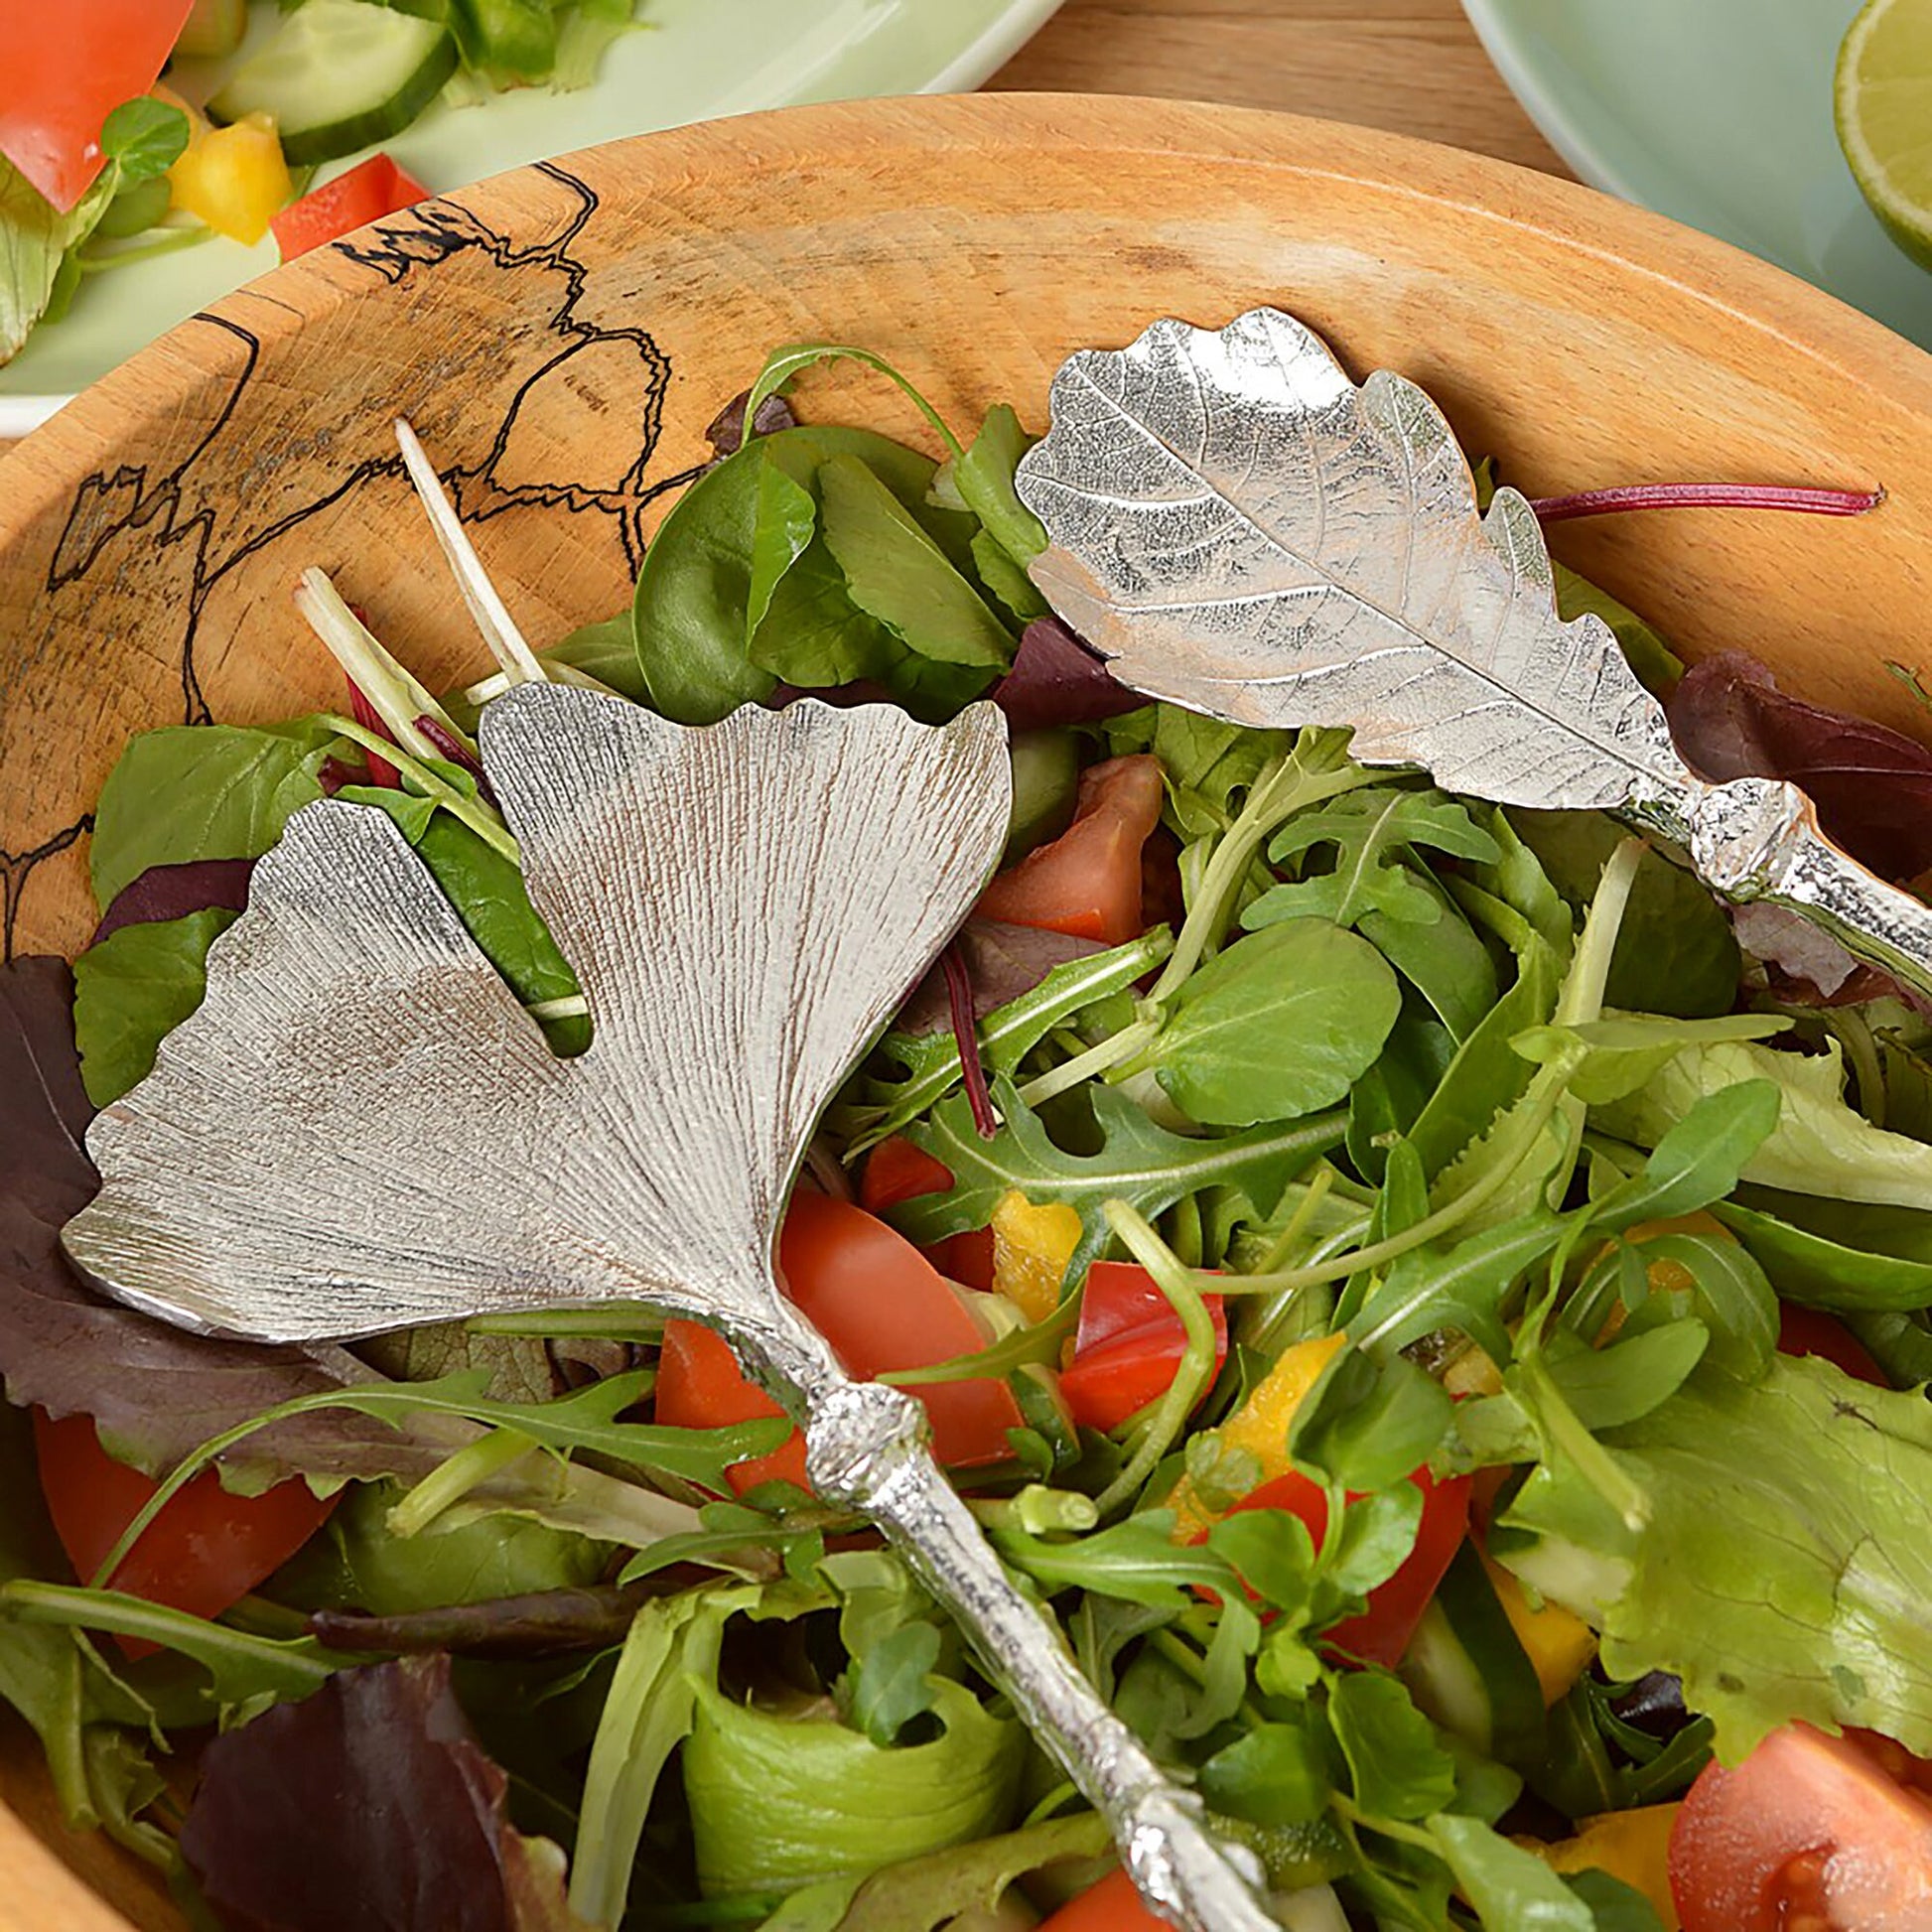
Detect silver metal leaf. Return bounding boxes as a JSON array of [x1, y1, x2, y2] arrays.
[[1016, 307, 1687, 811], [64, 689, 1009, 1354]]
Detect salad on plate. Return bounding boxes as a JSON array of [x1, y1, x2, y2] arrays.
[[6, 340, 1932, 1932], [0, 0, 642, 369]]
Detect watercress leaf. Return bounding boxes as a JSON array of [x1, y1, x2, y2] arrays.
[[1198, 1717, 1334, 1827], [1593, 1037, 1932, 1208], [1256, 1625, 1324, 1699], [1148, 920, 1401, 1128], [1427, 1813, 1594, 1932], [1587, 1077, 1783, 1230], [846, 1618, 943, 1747], [1514, 1014, 1787, 1106], [817, 455, 1016, 668], [1207, 1507, 1317, 1618], [746, 445, 820, 637], [1328, 1670, 1458, 1820], [897, 1079, 1342, 1286], [99, 97, 192, 183], [89, 720, 336, 910], [541, 614, 648, 701], [1509, 809, 1738, 1019], [178, 1654, 580, 1932], [1328, 1483, 1425, 1596], [1289, 1351, 1454, 1494], [1714, 1193, 1932, 1313], [1500, 1353, 1932, 1757], [71, 906, 237, 1107]]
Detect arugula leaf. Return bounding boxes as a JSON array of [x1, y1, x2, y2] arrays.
[[1716, 1191, 1932, 1312], [1584, 1078, 1782, 1231], [1352, 1208, 1566, 1363], [1328, 1671, 1457, 1820], [89, 721, 336, 909], [1255, 787, 1499, 928], [1592, 1035, 1932, 1207], [993, 1513, 1236, 1609], [71, 906, 237, 1106], [1511, 810, 1738, 1019], [1145, 920, 1400, 1128], [845, 1619, 943, 1748], [896, 1078, 1343, 1283], [1501, 1353, 1932, 1756]]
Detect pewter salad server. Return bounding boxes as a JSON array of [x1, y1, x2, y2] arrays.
[[1015, 305, 1932, 1000], [63, 686, 1277, 1931]]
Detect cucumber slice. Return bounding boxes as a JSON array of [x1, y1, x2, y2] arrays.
[[207, 0, 458, 167], [1398, 1543, 1546, 1762]]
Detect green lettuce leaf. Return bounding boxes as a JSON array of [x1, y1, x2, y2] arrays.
[[1500, 1354, 1932, 1758], [1590, 1035, 1932, 1207]]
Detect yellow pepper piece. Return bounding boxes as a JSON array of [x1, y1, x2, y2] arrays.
[[169, 113, 291, 246], [1525, 1804, 1682, 1929], [1167, 1330, 1347, 1539], [1481, 1548, 1598, 1706], [989, 1189, 1081, 1324]]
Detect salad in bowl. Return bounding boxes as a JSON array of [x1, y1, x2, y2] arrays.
[[7, 312, 1932, 1932]]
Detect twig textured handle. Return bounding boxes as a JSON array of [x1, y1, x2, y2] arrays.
[[805, 1382, 1279, 1932]]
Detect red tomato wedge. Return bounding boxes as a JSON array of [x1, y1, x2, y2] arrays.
[[656, 1194, 1026, 1493], [1036, 1866, 1175, 1931], [1059, 1261, 1228, 1434], [0, 0, 193, 211], [32, 1409, 337, 1653], [1777, 1305, 1886, 1384], [1216, 1466, 1472, 1669], [859, 1136, 955, 1214], [1669, 1722, 1932, 1932], [974, 755, 1165, 945], [272, 154, 430, 261]]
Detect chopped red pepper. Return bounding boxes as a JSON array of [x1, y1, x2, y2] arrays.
[[272, 154, 430, 262]]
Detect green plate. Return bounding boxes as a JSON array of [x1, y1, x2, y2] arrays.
[[1462, 0, 1932, 350], [0, 0, 1060, 434]]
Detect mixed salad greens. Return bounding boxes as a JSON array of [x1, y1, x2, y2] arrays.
[[7, 343, 1932, 1932], [0, 0, 643, 367]]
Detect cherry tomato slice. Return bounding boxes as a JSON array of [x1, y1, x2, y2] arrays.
[[1776, 1305, 1886, 1385], [33, 1409, 337, 1652], [656, 1195, 1025, 1492], [0, 0, 193, 210], [1059, 1262, 1228, 1434], [1669, 1722, 1932, 1932], [1220, 1465, 1472, 1668], [1035, 1865, 1176, 1931], [272, 153, 429, 260], [859, 1137, 955, 1214], [974, 755, 1165, 945]]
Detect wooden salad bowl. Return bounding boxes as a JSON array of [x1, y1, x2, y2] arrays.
[[5, 90, 1932, 1930]]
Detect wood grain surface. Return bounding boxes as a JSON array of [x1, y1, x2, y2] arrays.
[[5, 85, 1931, 1932], [991, 0, 1569, 173]]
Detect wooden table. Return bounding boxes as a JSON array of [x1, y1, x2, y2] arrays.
[[991, 0, 1569, 177]]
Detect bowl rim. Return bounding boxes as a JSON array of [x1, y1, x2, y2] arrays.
[[6, 86, 1932, 1932]]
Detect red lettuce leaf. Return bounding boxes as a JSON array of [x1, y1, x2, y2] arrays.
[[0, 958, 416, 1490], [91, 859, 255, 945], [704, 386, 797, 461], [179, 1654, 585, 1932], [990, 618, 1147, 731], [895, 918, 1103, 1037], [1668, 651, 1932, 881]]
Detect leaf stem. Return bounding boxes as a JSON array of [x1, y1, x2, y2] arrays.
[[318, 712, 520, 864], [1528, 482, 1882, 522]]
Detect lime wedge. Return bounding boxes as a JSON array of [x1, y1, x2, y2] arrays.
[[1838, 0, 1932, 270]]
